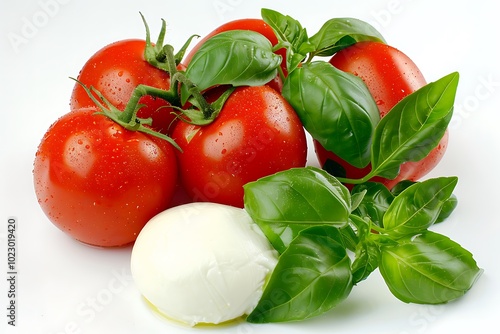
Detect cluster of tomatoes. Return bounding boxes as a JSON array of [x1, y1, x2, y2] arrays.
[[33, 16, 447, 247]]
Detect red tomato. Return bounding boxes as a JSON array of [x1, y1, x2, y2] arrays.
[[184, 18, 288, 81], [70, 39, 177, 134], [33, 108, 178, 247], [172, 85, 307, 208], [315, 41, 448, 189]]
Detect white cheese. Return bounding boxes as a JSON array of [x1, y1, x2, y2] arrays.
[[130, 202, 278, 326]]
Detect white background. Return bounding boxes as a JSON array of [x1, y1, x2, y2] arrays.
[[1, 0, 499, 333]]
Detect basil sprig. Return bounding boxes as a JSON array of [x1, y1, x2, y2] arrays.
[[261, 8, 385, 72], [244, 167, 482, 323], [260, 8, 314, 73]]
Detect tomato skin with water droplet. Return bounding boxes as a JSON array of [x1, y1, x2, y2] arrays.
[[314, 41, 448, 189], [70, 39, 178, 134], [172, 86, 307, 208], [33, 108, 178, 247]]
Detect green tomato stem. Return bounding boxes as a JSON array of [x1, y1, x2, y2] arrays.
[[172, 72, 215, 120], [118, 84, 179, 124], [71, 78, 181, 151], [140, 21, 216, 123]]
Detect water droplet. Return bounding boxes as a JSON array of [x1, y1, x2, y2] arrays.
[[118, 71, 124, 77]]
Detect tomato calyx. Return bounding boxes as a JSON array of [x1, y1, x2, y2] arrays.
[[176, 85, 235, 126], [72, 77, 182, 150], [140, 14, 243, 126], [140, 12, 197, 73]]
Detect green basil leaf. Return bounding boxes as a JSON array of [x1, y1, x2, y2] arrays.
[[435, 194, 458, 224], [339, 222, 359, 252], [390, 180, 416, 196], [247, 225, 353, 323], [309, 18, 386, 57], [261, 8, 314, 72], [282, 61, 380, 168], [350, 188, 367, 212], [370, 72, 459, 179], [351, 238, 380, 284], [351, 182, 394, 228], [383, 177, 458, 237], [182, 30, 281, 104], [243, 166, 351, 253], [379, 231, 482, 304]]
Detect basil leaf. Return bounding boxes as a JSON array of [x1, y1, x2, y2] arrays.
[[379, 231, 482, 304], [261, 8, 314, 72], [383, 177, 458, 237], [182, 30, 281, 104], [282, 61, 380, 168], [351, 237, 380, 284], [435, 194, 458, 224], [247, 226, 353, 323], [339, 222, 359, 252], [243, 166, 351, 253], [390, 180, 416, 196], [350, 188, 367, 212], [370, 72, 459, 179], [351, 182, 394, 228], [309, 18, 386, 57]]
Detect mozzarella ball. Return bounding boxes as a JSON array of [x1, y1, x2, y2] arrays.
[[130, 202, 278, 326]]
